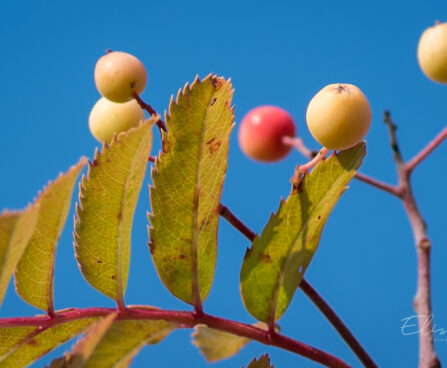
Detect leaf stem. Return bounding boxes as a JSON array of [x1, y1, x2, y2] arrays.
[[0, 307, 351, 368], [218, 203, 376, 367]]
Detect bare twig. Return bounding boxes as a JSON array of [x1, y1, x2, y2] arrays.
[[300, 279, 377, 368], [218, 204, 376, 367], [383, 111, 441, 368], [383, 111, 404, 165], [406, 125, 447, 174], [354, 172, 401, 197]]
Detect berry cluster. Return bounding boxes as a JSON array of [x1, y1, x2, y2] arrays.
[[89, 20, 446, 163], [89, 51, 147, 142]]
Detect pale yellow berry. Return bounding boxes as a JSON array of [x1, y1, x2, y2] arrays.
[[89, 97, 144, 142], [94, 51, 147, 102], [306, 84, 372, 151], [417, 21, 447, 84]]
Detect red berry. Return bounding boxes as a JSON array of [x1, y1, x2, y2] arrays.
[[238, 106, 296, 162]]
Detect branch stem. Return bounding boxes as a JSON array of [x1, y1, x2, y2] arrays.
[[406, 125, 447, 174], [0, 307, 351, 368], [300, 279, 377, 368], [383, 111, 441, 368]]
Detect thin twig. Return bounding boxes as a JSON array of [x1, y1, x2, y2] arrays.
[[383, 111, 404, 164], [300, 280, 377, 368], [355, 172, 401, 197], [406, 125, 447, 174], [218, 203, 376, 367], [282, 136, 398, 195], [0, 307, 352, 368], [383, 111, 440, 368], [218, 204, 256, 241]]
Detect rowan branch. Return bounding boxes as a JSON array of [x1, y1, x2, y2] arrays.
[[0, 307, 351, 368]]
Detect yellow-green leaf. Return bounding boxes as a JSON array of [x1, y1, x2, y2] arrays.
[[46, 313, 117, 368], [75, 120, 153, 306], [15, 158, 87, 313], [0, 204, 38, 307], [241, 144, 366, 323], [0, 317, 99, 367], [149, 75, 234, 305], [192, 322, 267, 363], [81, 319, 174, 368], [245, 354, 274, 368]]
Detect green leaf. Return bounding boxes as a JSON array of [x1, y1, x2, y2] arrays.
[[241, 143, 366, 323], [245, 354, 274, 368], [0, 204, 38, 307], [0, 317, 99, 367], [46, 313, 117, 368], [192, 322, 267, 363], [79, 319, 174, 368], [15, 158, 87, 313], [149, 75, 234, 305], [75, 120, 153, 306]]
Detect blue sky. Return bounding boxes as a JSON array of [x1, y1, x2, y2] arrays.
[[1, 0, 446, 367]]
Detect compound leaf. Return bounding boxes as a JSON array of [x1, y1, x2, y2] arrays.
[[0, 317, 99, 367], [149, 75, 234, 305], [245, 354, 274, 368], [192, 322, 267, 363], [75, 120, 153, 306], [0, 204, 38, 307], [241, 143, 366, 323], [15, 158, 87, 313]]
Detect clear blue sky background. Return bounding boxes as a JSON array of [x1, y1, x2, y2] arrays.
[[1, 1, 446, 367]]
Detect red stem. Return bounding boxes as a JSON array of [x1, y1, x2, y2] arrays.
[[406, 125, 447, 174], [300, 280, 377, 368], [354, 172, 401, 197], [132, 92, 167, 132], [0, 307, 351, 368]]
